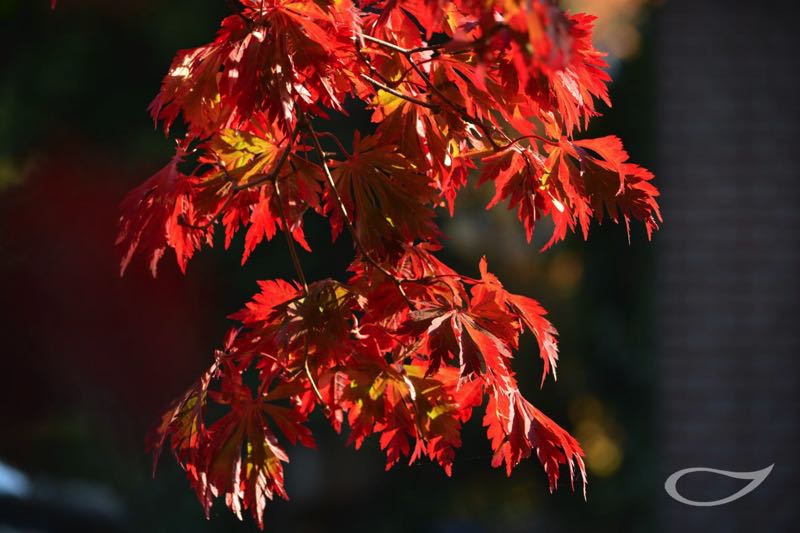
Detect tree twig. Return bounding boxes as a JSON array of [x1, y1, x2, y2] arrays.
[[303, 339, 329, 414], [358, 25, 516, 151], [233, 122, 300, 192], [179, 122, 301, 234], [274, 177, 309, 293], [362, 74, 438, 110], [314, 130, 353, 159], [303, 116, 414, 307]]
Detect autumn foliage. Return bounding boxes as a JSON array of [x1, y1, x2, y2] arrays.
[[115, 0, 661, 527]]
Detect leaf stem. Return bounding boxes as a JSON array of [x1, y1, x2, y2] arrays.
[[361, 74, 438, 110], [358, 33, 417, 55], [358, 24, 515, 151], [233, 122, 300, 192], [314, 130, 353, 159], [405, 57, 507, 150], [180, 121, 303, 234], [499, 133, 560, 150], [303, 115, 414, 307], [274, 177, 309, 293], [303, 339, 328, 414]]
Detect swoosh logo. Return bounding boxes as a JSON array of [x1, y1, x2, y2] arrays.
[[664, 464, 774, 507]]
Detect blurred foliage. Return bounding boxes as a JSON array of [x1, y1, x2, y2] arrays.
[[565, 0, 653, 64]]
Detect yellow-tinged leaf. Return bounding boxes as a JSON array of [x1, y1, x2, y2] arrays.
[[368, 375, 387, 400]]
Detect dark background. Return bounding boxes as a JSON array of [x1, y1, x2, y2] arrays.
[[1, 1, 797, 532]]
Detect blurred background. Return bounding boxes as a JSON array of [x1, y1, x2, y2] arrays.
[[0, 1, 797, 532]]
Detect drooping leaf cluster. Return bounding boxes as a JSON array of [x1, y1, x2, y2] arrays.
[[117, 0, 661, 527]]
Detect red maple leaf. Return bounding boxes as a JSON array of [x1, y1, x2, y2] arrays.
[[119, 0, 661, 526], [116, 149, 211, 276]]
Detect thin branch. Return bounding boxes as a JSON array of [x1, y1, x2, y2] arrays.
[[394, 57, 436, 87], [305, 120, 368, 262], [303, 116, 414, 307], [496, 133, 560, 152], [404, 57, 508, 150], [358, 33, 416, 55], [314, 130, 353, 159], [358, 25, 514, 151], [304, 339, 328, 414], [179, 122, 301, 235], [354, 38, 397, 87], [233, 122, 300, 192], [358, 32, 456, 57], [362, 74, 438, 110], [357, 23, 506, 59], [358, 49, 505, 152], [274, 177, 309, 293], [407, 42, 447, 55], [511, 133, 560, 148], [397, 368, 428, 446], [355, 38, 436, 92]]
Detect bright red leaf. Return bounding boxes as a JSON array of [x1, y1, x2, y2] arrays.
[[117, 0, 661, 527]]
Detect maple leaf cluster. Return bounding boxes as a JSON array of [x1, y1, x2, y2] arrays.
[[117, 0, 661, 527]]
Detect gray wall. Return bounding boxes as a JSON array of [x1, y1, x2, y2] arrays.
[[655, 1, 800, 531]]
